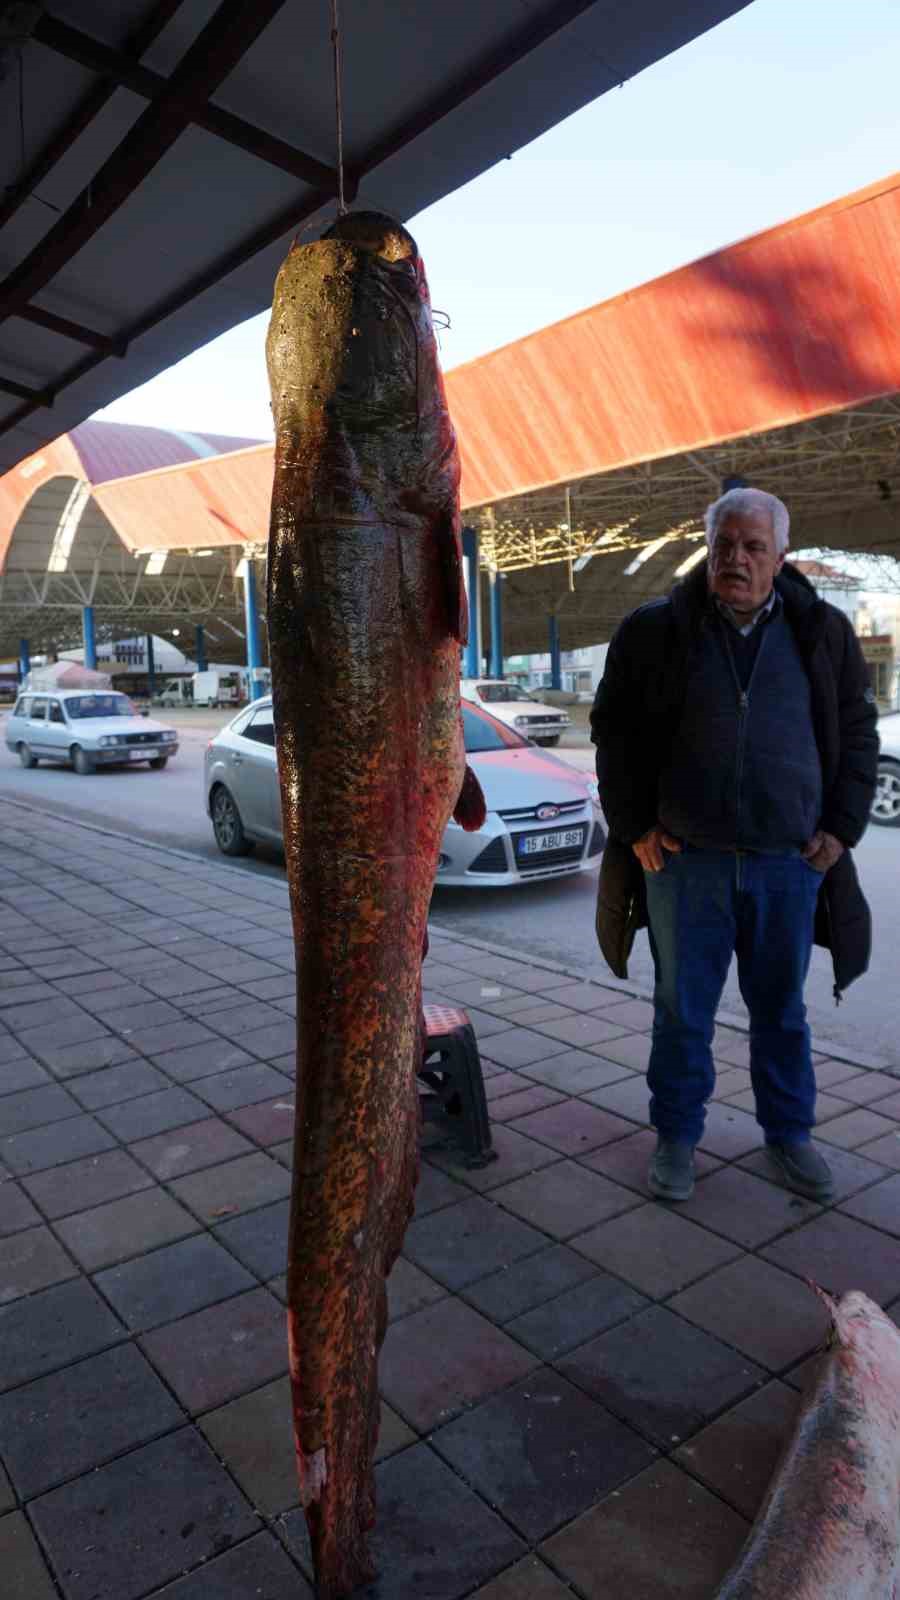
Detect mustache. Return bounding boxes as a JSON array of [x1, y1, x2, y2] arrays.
[[719, 570, 750, 581]]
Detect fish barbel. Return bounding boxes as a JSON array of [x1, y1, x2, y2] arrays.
[[714, 1288, 900, 1599], [266, 211, 483, 1598]]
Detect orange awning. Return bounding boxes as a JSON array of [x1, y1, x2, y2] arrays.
[[448, 172, 900, 507]]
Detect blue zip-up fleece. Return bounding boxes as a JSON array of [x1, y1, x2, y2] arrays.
[[657, 599, 823, 851]]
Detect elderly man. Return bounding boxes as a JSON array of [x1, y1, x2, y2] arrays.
[[590, 487, 878, 1204]]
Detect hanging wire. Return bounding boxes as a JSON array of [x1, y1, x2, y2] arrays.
[[3, 41, 60, 210], [17, 48, 25, 171], [329, 0, 347, 216]]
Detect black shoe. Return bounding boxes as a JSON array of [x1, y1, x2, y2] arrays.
[[766, 1141, 834, 1203], [648, 1139, 695, 1202]]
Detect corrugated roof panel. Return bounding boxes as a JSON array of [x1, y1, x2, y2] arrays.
[[69, 420, 262, 485], [447, 172, 900, 506]]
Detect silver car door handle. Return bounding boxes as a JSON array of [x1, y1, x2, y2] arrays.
[[231, 752, 243, 765]]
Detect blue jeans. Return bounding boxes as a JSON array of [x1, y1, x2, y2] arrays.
[[644, 847, 822, 1146]]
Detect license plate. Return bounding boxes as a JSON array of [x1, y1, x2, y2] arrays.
[[518, 827, 584, 856], [129, 750, 146, 761]]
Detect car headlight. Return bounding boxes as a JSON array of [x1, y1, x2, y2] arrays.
[[161, 731, 177, 742], [586, 778, 601, 804], [99, 735, 118, 747], [513, 715, 529, 727]]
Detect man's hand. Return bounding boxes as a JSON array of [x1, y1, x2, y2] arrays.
[[633, 824, 682, 873], [802, 830, 845, 874]]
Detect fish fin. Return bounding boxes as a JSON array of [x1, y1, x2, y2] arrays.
[[437, 510, 468, 643], [453, 765, 487, 831], [808, 1279, 841, 1342]]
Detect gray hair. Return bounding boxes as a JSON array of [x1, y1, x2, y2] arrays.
[[704, 488, 790, 556]]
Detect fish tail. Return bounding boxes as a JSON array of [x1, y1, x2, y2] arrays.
[[453, 764, 488, 831]]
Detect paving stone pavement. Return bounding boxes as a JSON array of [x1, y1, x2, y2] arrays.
[[0, 806, 898, 1600]]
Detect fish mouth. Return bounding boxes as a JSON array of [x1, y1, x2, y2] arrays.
[[322, 211, 417, 262]]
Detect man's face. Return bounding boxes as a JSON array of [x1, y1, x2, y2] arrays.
[[708, 510, 785, 612]]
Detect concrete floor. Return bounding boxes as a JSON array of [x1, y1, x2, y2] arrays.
[[1, 807, 898, 1600]]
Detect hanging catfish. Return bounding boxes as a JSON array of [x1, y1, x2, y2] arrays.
[[266, 210, 485, 1598]]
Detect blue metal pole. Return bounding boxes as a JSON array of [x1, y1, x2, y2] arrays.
[[82, 605, 97, 670], [195, 623, 207, 673], [489, 572, 504, 678], [243, 558, 264, 701], [146, 634, 156, 699], [462, 527, 479, 678], [18, 638, 30, 682], [548, 614, 562, 691]]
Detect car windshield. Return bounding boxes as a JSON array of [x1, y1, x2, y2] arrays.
[[462, 703, 528, 753], [65, 695, 136, 720], [476, 683, 536, 704]]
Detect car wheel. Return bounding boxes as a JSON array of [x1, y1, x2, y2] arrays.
[[17, 742, 37, 768], [871, 759, 900, 827], [148, 756, 168, 770], [71, 745, 94, 775], [211, 784, 252, 855]]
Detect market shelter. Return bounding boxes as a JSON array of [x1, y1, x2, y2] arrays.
[[0, 419, 264, 663], [3, 173, 900, 668], [449, 171, 900, 658], [0, 0, 748, 475]]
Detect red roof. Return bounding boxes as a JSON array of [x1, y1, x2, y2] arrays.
[[3, 173, 900, 567], [69, 420, 263, 486], [447, 171, 900, 505]]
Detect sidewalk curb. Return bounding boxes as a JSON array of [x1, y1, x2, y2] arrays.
[[4, 795, 893, 1075]]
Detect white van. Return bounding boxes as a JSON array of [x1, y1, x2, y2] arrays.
[[157, 678, 194, 708], [193, 669, 242, 708]]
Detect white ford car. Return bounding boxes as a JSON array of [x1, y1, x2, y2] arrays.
[[205, 696, 604, 886], [5, 690, 178, 773], [459, 679, 571, 745]]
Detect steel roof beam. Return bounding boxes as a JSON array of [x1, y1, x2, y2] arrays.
[[0, 373, 51, 403], [17, 305, 126, 355], [0, 183, 333, 436], [0, 0, 184, 233], [0, 0, 288, 329], [33, 13, 343, 194]]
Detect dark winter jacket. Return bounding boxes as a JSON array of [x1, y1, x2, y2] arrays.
[[590, 560, 879, 999]]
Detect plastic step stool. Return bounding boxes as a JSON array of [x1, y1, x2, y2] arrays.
[[419, 1003, 497, 1168]]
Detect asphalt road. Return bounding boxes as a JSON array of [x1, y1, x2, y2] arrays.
[[1, 705, 897, 1067]]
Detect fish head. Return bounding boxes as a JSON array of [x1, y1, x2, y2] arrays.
[[816, 1285, 900, 1396], [322, 210, 417, 263]]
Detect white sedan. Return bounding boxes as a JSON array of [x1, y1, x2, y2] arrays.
[[873, 712, 900, 826], [459, 678, 570, 745], [5, 690, 179, 774]]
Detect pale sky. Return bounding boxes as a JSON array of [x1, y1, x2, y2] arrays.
[[96, 0, 900, 441]]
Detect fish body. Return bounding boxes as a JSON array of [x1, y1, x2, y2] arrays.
[[715, 1289, 900, 1599], [266, 212, 476, 1597]]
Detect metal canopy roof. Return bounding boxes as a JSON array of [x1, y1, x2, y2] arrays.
[[5, 167, 900, 663], [0, 0, 748, 475], [448, 171, 900, 652], [488, 394, 900, 656]]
